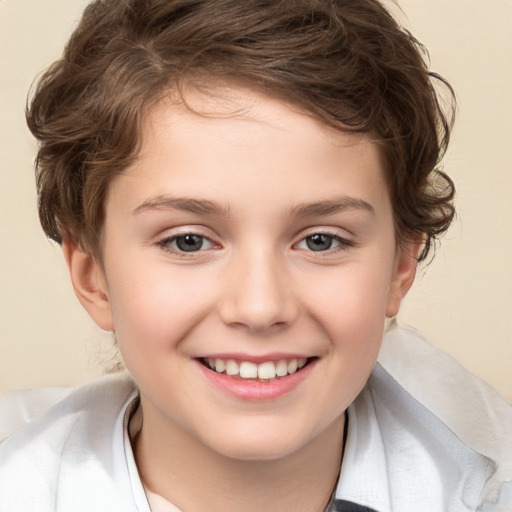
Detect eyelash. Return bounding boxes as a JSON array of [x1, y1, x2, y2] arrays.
[[155, 230, 354, 257], [155, 232, 217, 256], [294, 232, 355, 253]]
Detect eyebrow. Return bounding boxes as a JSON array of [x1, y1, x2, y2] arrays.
[[288, 197, 375, 217], [133, 195, 231, 217], [133, 194, 375, 219]]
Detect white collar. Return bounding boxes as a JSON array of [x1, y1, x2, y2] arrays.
[[334, 326, 512, 512]]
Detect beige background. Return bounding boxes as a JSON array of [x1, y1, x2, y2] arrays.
[[1, 0, 511, 401]]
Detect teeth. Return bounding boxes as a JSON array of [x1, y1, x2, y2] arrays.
[[206, 357, 309, 380], [287, 360, 298, 374], [225, 360, 239, 376], [258, 361, 276, 380], [239, 361, 258, 378], [275, 360, 288, 377]]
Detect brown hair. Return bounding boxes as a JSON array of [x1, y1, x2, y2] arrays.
[[27, 0, 455, 262]]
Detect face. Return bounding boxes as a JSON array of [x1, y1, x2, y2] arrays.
[[71, 87, 416, 461]]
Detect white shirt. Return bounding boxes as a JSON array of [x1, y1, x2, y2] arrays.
[[0, 326, 511, 511]]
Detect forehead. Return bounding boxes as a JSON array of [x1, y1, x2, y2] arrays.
[[108, 86, 389, 219], [142, 84, 373, 149]]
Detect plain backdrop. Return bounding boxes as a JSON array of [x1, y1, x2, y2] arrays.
[[1, 0, 511, 402]]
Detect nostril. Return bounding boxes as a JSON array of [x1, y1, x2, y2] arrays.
[[217, 268, 299, 332]]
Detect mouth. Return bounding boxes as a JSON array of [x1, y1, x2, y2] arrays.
[[195, 355, 318, 401], [199, 356, 316, 382]]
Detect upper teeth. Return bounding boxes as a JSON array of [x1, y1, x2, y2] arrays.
[[207, 358, 308, 380]]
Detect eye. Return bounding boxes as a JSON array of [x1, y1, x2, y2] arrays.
[[157, 233, 215, 253], [295, 233, 352, 252]]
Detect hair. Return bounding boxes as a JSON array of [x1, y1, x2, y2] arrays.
[[27, 0, 455, 262]]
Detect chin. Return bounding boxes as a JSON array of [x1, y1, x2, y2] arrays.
[[215, 441, 301, 462], [203, 422, 318, 462]]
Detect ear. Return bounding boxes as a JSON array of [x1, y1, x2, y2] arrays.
[[385, 241, 422, 318], [62, 238, 115, 332]]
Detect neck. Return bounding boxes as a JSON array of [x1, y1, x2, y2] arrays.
[[133, 401, 345, 512]]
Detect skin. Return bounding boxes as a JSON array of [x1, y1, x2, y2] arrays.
[[64, 87, 418, 511]]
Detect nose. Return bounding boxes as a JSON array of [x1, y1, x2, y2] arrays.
[[218, 248, 299, 333]]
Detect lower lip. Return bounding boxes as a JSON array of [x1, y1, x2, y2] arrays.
[[195, 360, 316, 401]]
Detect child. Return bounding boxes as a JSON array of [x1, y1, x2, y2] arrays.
[[0, 0, 511, 511]]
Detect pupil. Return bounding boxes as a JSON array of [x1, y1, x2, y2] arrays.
[[306, 234, 332, 251], [176, 234, 203, 252]]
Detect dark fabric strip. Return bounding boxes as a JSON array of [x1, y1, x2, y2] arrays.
[[330, 499, 379, 511]]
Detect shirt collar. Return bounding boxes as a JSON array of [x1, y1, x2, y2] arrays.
[[333, 361, 495, 512]]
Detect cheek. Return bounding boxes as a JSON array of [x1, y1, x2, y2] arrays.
[[300, 258, 393, 381], [106, 265, 218, 355], [304, 262, 393, 332]]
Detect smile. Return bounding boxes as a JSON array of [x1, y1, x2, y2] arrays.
[[196, 355, 317, 400], [203, 357, 311, 381]]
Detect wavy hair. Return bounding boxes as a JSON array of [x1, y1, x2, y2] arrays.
[[27, 0, 456, 262]]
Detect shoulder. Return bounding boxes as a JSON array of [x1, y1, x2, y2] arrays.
[[378, 325, 512, 460], [0, 385, 73, 442], [0, 373, 138, 512], [376, 325, 512, 510], [0, 372, 136, 445]]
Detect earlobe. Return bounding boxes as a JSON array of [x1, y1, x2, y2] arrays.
[[62, 238, 115, 331], [385, 241, 422, 318]]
